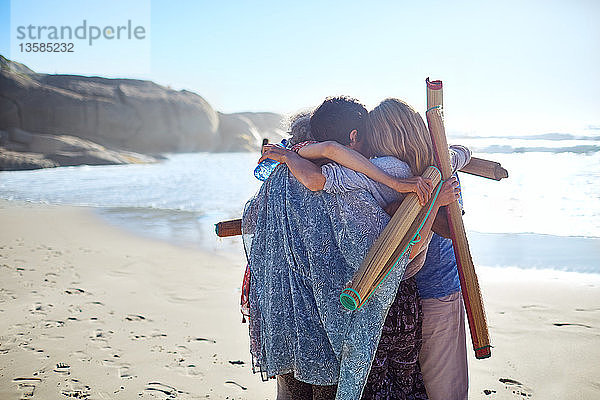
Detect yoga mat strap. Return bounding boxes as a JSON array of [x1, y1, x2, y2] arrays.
[[340, 288, 361, 311], [474, 345, 492, 359]]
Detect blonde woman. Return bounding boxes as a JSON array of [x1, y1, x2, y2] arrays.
[[261, 98, 469, 399], [367, 102, 470, 400]]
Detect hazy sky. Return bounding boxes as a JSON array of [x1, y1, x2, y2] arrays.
[[1, 0, 598, 136]]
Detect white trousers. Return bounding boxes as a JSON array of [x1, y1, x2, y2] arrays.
[[419, 291, 469, 400]]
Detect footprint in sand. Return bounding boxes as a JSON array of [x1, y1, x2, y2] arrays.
[[13, 267, 26, 279], [165, 358, 204, 377], [68, 304, 83, 313], [61, 378, 91, 399], [553, 322, 592, 328], [54, 363, 71, 375], [575, 307, 600, 312], [125, 314, 148, 322], [119, 365, 133, 379], [150, 345, 165, 353], [131, 333, 147, 340], [167, 293, 203, 304], [164, 345, 203, 377], [521, 304, 547, 310], [50, 249, 63, 257], [43, 272, 57, 287], [60, 388, 90, 398], [29, 302, 54, 315], [186, 336, 216, 344], [90, 328, 113, 340], [12, 377, 42, 398], [0, 287, 17, 302], [101, 358, 133, 379], [10, 322, 34, 334], [40, 333, 66, 340], [225, 380, 248, 391], [499, 378, 533, 398], [185, 364, 202, 376], [89, 329, 113, 350], [145, 382, 190, 398], [85, 301, 105, 318], [65, 288, 86, 295], [70, 350, 92, 363], [42, 319, 65, 328], [175, 345, 191, 356], [21, 344, 49, 359]]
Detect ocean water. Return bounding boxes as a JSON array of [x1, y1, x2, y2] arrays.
[[1, 134, 599, 274]]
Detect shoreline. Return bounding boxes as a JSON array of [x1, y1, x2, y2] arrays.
[[28, 198, 600, 276], [93, 206, 600, 276], [1, 200, 599, 399]]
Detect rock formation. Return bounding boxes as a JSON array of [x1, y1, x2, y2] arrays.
[[216, 112, 286, 152], [0, 56, 286, 170], [0, 128, 157, 170]]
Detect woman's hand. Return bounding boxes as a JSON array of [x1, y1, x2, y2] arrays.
[[395, 177, 434, 206], [258, 144, 295, 164], [436, 177, 460, 206]]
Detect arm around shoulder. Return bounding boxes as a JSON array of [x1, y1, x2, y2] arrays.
[[297, 141, 341, 160], [259, 145, 326, 191], [283, 151, 326, 191]]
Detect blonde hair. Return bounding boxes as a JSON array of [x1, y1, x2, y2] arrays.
[[366, 98, 435, 176]]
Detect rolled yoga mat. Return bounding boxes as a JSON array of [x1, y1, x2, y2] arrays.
[[426, 77, 492, 359], [340, 166, 442, 311]]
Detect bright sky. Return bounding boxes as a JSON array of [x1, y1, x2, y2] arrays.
[[1, 0, 599, 136]]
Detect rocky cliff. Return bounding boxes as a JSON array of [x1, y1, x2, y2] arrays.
[[0, 127, 158, 170], [0, 56, 286, 170]]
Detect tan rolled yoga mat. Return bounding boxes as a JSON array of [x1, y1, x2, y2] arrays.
[[426, 77, 491, 359]]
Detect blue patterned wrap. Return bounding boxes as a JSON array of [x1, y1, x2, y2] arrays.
[[242, 164, 410, 400]]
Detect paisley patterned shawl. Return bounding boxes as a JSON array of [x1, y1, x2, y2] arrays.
[[242, 164, 410, 399]]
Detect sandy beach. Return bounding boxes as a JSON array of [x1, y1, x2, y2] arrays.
[[1, 200, 599, 399]]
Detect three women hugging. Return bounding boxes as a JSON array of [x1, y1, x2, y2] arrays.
[[241, 96, 470, 400]]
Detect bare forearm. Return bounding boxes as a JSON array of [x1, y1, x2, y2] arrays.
[[326, 143, 400, 190], [299, 141, 398, 190], [432, 207, 451, 238], [283, 152, 326, 191]]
